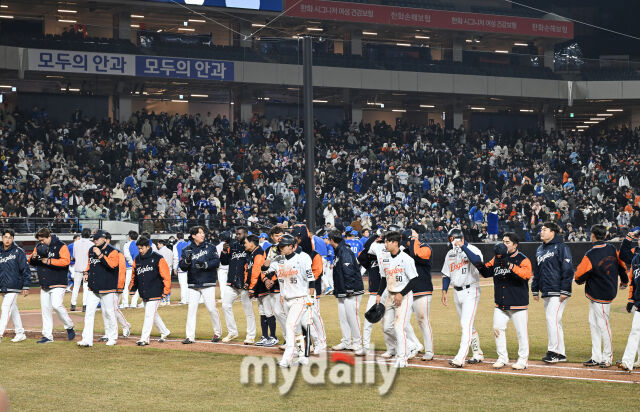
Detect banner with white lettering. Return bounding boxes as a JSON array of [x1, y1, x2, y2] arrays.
[[28, 49, 136, 76], [135, 56, 234, 81]]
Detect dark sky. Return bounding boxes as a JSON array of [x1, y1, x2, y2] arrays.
[[514, 0, 639, 58]]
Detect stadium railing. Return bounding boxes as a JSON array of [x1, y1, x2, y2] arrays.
[[1, 217, 104, 235]]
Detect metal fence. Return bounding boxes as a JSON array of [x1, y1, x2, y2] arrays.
[[0, 217, 103, 235]]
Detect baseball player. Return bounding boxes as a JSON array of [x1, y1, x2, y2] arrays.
[[66, 234, 80, 293], [179, 226, 223, 344], [441, 228, 484, 368], [575, 224, 628, 368], [402, 230, 434, 361], [71, 228, 93, 312], [216, 231, 232, 302], [122, 231, 140, 308], [293, 227, 327, 354], [358, 232, 384, 355], [172, 232, 190, 305], [532, 221, 574, 363], [328, 229, 364, 352], [345, 229, 363, 257], [29, 228, 76, 343], [77, 230, 120, 347], [375, 231, 419, 368], [263, 226, 287, 345], [130, 235, 171, 346], [220, 227, 256, 344], [0, 229, 30, 343], [246, 235, 274, 346], [619, 229, 640, 371], [477, 234, 532, 370], [99, 232, 131, 340], [321, 234, 334, 295], [157, 239, 174, 306], [265, 234, 315, 368]]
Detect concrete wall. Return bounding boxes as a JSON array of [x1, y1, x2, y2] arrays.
[[131, 99, 230, 118]]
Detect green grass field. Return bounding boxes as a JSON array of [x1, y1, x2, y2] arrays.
[[1, 281, 638, 411]]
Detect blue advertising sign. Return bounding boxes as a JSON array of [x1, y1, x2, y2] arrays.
[[135, 56, 234, 81], [145, 0, 282, 12]]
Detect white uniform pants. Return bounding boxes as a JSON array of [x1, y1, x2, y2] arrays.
[[217, 267, 228, 301], [281, 297, 307, 366], [0, 293, 24, 337], [121, 268, 133, 307], [186, 287, 221, 341], [453, 285, 482, 363], [382, 291, 414, 362], [337, 295, 362, 349], [71, 271, 87, 306], [140, 299, 170, 343], [309, 297, 327, 348], [41, 288, 74, 340], [621, 309, 640, 370], [543, 296, 568, 356], [411, 295, 434, 357], [273, 292, 287, 337], [82, 292, 117, 343], [321, 258, 333, 290], [362, 294, 378, 350], [588, 301, 612, 364], [222, 286, 256, 340], [258, 294, 276, 317], [177, 270, 188, 304], [114, 297, 130, 331], [494, 308, 529, 365]]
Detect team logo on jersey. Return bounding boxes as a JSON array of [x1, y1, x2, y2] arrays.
[[0, 254, 17, 264], [634, 267, 640, 279], [192, 250, 208, 260], [494, 267, 510, 277], [384, 267, 403, 276], [232, 251, 247, 260], [277, 268, 299, 278], [89, 257, 102, 265], [449, 259, 469, 273], [537, 251, 555, 264], [136, 265, 154, 275], [48, 251, 56, 258]]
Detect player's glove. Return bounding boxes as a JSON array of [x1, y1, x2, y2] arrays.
[[184, 252, 193, 265], [195, 261, 206, 270], [627, 302, 635, 313]]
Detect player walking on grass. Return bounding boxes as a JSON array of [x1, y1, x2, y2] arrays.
[[476, 234, 532, 370], [575, 224, 628, 368], [618, 229, 640, 371], [179, 226, 222, 344], [0, 229, 30, 343], [265, 234, 315, 367], [532, 222, 574, 363], [30, 228, 75, 343], [262, 226, 286, 347], [376, 231, 418, 368], [441, 228, 484, 368], [99, 232, 131, 340], [358, 231, 385, 355], [130, 236, 171, 346], [246, 235, 275, 347], [77, 230, 120, 347]]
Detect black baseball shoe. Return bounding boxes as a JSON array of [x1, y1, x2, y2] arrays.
[[583, 359, 599, 367], [66, 328, 76, 341], [557, 354, 567, 362], [542, 352, 559, 363], [211, 335, 220, 343], [182, 338, 195, 344], [70, 305, 76, 311]]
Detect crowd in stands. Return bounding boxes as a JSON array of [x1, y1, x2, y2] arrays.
[[1, 103, 640, 243]]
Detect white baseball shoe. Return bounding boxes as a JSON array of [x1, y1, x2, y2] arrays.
[[467, 355, 484, 364], [634, 360, 640, 368], [295, 357, 310, 366], [278, 361, 291, 368], [11, 334, 27, 343], [244, 337, 255, 345], [511, 362, 527, 370], [222, 333, 238, 343], [380, 351, 395, 359], [331, 342, 350, 351], [407, 347, 420, 360], [354, 347, 367, 356], [492, 360, 507, 369], [77, 340, 93, 347], [122, 326, 131, 338], [421, 353, 434, 361], [159, 331, 170, 343], [448, 359, 464, 368], [105, 340, 117, 346], [313, 344, 327, 355]]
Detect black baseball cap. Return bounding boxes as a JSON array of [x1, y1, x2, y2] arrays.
[[92, 230, 106, 240]]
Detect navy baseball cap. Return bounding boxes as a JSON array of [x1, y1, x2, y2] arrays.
[[92, 230, 106, 240], [292, 226, 307, 238]]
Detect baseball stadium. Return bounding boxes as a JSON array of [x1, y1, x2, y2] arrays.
[[0, 0, 639, 410]]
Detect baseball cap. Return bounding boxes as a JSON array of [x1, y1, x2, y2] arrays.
[[259, 233, 268, 239], [345, 226, 353, 232], [292, 226, 307, 238], [350, 230, 359, 236], [92, 230, 106, 240]]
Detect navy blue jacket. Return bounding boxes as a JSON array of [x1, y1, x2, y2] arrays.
[[620, 234, 640, 309], [220, 241, 248, 289], [405, 239, 434, 297], [0, 243, 31, 292], [179, 241, 220, 288], [575, 241, 628, 303], [531, 235, 574, 298], [358, 237, 381, 295], [332, 241, 364, 298], [29, 235, 70, 289], [479, 250, 532, 310]]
